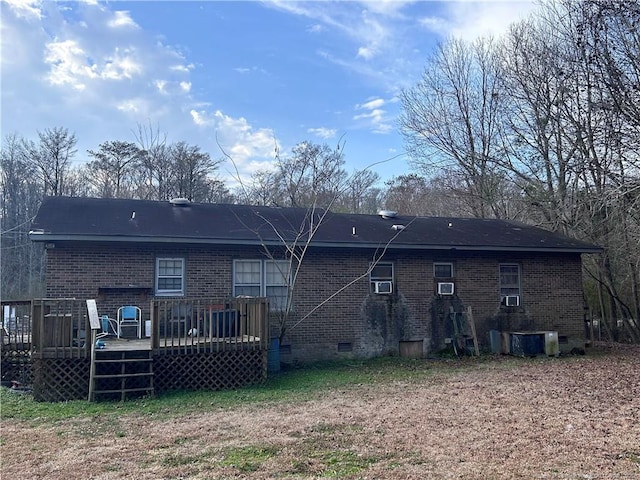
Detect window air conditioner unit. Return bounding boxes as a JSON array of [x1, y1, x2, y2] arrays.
[[374, 281, 393, 294], [505, 295, 520, 306], [437, 282, 455, 295]]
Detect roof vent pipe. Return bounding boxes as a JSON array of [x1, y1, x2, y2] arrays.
[[378, 209, 397, 219], [170, 198, 191, 206]]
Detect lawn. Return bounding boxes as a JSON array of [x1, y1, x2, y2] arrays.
[[1, 343, 639, 479]]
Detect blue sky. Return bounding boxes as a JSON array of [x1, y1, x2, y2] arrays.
[[1, 0, 538, 186]]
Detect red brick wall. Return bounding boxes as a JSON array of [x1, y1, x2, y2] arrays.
[[44, 242, 587, 361]]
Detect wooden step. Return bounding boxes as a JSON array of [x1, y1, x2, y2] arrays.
[[94, 372, 154, 379], [89, 334, 155, 401], [94, 358, 153, 364], [93, 387, 154, 395]]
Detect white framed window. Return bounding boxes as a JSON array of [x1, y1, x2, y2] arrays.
[[234, 259, 261, 297], [499, 264, 521, 303], [156, 258, 185, 296], [266, 260, 290, 310], [434, 262, 454, 278], [234, 259, 291, 311], [370, 262, 394, 294]]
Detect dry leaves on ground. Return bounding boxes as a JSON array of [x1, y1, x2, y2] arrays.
[[2, 344, 639, 479]]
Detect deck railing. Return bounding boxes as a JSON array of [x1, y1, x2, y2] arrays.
[[151, 297, 270, 355], [5, 297, 270, 359], [30, 298, 90, 359], [1, 300, 34, 352]]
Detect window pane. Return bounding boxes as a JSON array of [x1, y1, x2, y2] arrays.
[[266, 285, 288, 310], [499, 264, 520, 297], [156, 258, 184, 295], [371, 263, 393, 280], [235, 286, 261, 297], [159, 259, 182, 276], [266, 260, 289, 286], [434, 263, 453, 278], [370, 262, 393, 293], [500, 265, 519, 286], [235, 260, 261, 285], [158, 278, 181, 290]]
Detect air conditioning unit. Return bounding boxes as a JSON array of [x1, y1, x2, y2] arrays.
[[505, 295, 520, 307], [374, 281, 393, 294], [437, 282, 455, 295]]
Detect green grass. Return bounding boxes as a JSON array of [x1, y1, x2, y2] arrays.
[[219, 445, 279, 472], [0, 355, 519, 423], [320, 449, 378, 477]]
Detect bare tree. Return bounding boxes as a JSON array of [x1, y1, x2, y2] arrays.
[[222, 139, 401, 343], [400, 37, 507, 218], [87, 141, 141, 198], [498, 1, 639, 339], [22, 127, 77, 196], [275, 140, 348, 208], [242, 169, 280, 206], [201, 177, 234, 204], [1, 134, 45, 298], [335, 169, 381, 214], [169, 141, 221, 202], [524, 0, 640, 341], [132, 122, 171, 200]]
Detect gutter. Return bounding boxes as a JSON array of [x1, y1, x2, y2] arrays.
[[29, 233, 604, 255]]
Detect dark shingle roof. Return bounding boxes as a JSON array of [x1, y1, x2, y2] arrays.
[[29, 196, 601, 253]]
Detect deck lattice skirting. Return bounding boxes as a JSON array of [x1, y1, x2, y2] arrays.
[[2, 297, 270, 401], [32, 351, 268, 401], [33, 358, 91, 401], [1, 350, 32, 387], [154, 350, 267, 393]]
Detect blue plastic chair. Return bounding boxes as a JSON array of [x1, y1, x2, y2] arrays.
[[117, 306, 142, 338]]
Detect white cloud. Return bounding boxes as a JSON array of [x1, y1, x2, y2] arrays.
[[44, 39, 97, 90], [267, 1, 390, 61], [264, 0, 415, 91], [190, 109, 216, 127], [116, 99, 144, 114], [357, 46, 375, 60], [155, 79, 191, 95], [357, 98, 385, 110], [3, 0, 42, 20], [101, 48, 142, 80], [108, 10, 138, 29], [189, 109, 278, 173], [354, 9, 388, 60], [354, 97, 393, 134], [43, 38, 143, 89], [155, 79, 167, 94], [170, 63, 194, 73], [307, 127, 337, 139], [307, 24, 324, 33], [359, 0, 412, 17], [420, 1, 539, 41]]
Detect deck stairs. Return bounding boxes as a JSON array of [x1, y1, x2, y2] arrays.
[[89, 348, 154, 401]]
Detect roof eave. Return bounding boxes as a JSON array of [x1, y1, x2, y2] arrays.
[[29, 233, 603, 254]]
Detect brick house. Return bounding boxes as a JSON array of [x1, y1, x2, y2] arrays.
[[30, 196, 601, 363]]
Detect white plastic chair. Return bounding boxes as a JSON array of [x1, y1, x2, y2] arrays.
[[96, 315, 117, 340], [117, 306, 142, 338]]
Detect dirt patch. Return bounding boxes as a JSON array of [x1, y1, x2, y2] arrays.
[[2, 344, 639, 479]]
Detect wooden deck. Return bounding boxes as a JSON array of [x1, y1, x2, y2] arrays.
[[95, 334, 262, 352], [3, 297, 269, 359], [95, 337, 152, 351], [3, 297, 271, 401]]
